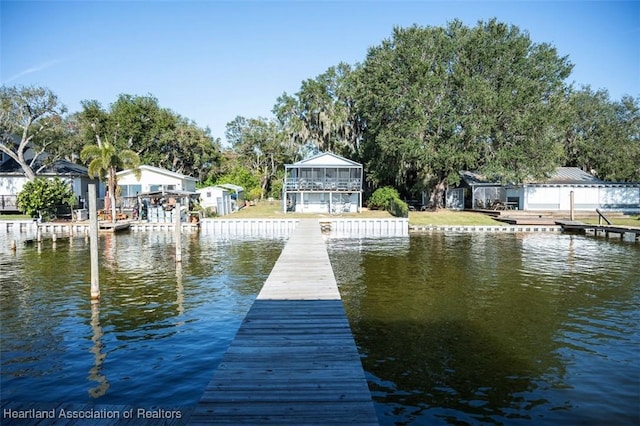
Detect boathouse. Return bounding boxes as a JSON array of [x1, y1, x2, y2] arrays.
[[283, 152, 363, 213], [452, 167, 640, 213]]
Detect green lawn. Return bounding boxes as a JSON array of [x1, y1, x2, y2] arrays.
[[0, 214, 30, 220], [582, 215, 640, 227], [4, 203, 637, 227], [218, 201, 501, 225], [408, 210, 503, 226], [224, 201, 394, 219], [225, 202, 640, 227]]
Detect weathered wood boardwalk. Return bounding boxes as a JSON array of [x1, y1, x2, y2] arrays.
[[557, 220, 640, 241], [189, 219, 378, 425]]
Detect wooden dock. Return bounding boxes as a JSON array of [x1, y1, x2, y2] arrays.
[[557, 220, 640, 241], [189, 219, 379, 425]]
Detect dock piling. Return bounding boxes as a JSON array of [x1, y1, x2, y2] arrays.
[[88, 184, 100, 300], [174, 202, 182, 263]]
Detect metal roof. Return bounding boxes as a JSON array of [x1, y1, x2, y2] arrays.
[[541, 167, 604, 185], [216, 183, 244, 192], [116, 165, 198, 182], [288, 152, 361, 167], [460, 167, 608, 186], [0, 158, 90, 176]]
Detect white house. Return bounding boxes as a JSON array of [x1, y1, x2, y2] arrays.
[[196, 185, 233, 216], [115, 165, 200, 222], [0, 154, 102, 213], [283, 152, 363, 213], [116, 165, 198, 197], [455, 167, 640, 213]]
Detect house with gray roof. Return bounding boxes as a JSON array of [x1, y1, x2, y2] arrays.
[[0, 153, 102, 213], [283, 152, 363, 213], [450, 167, 640, 213]]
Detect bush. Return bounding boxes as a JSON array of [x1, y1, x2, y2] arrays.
[[368, 186, 408, 217], [17, 177, 76, 219], [389, 197, 409, 218], [367, 186, 400, 210]]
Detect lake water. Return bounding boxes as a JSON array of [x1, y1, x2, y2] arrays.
[[328, 233, 640, 425], [0, 231, 286, 407], [1, 229, 638, 425]]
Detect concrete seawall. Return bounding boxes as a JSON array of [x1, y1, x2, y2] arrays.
[[3, 219, 574, 242], [411, 224, 562, 233]]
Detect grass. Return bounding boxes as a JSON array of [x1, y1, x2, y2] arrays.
[[223, 201, 640, 227], [4, 202, 638, 227], [214, 201, 502, 225], [408, 210, 503, 226], [582, 215, 640, 227], [224, 200, 394, 219], [0, 214, 30, 220]]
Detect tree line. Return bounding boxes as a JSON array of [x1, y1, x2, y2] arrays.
[[2, 19, 638, 208]]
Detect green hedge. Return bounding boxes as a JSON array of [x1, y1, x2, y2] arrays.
[[367, 186, 400, 210], [368, 186, 408, 218], [389, 197, 409, 218]]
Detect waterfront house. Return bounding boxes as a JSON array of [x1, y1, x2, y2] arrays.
[[116, 165, 198, 196], [115, 165, 200, 222], [283, 152, 363, 213], [451, 167, 640, 213], [0, 153, 102, 214]]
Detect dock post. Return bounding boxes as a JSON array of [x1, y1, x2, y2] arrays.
[[88, 184, 100, 300], [10, 240, 16, 252], [569, 191, 575, 221], [174, 202, 182, 263]]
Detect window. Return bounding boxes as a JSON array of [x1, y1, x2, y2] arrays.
[[149, 184, 176, 192], [119, 184, 142, 197]]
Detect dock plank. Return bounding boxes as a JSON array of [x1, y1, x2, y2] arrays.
[[190, 219, 378, 425]]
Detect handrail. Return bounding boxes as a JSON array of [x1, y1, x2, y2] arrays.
[[284, 177, 361, 191], [596, 208, 612, 225]]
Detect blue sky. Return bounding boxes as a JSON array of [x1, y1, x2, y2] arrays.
[[1, 1, 638, 144]]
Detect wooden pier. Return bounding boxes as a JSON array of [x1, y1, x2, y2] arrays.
[[557, 220, 640, 241], [189, 219, 379, 425]]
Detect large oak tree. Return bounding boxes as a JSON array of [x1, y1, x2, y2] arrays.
[[563, 87, 639, 181], [0, 85, 67, 180], [76, 94, 220, 180], [353, 20, 573, 207]]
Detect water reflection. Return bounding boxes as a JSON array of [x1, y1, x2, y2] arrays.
[[329, 233, 640, 425], [176, 263, 185, 317], [0, 231, 285, 405], [88, 301, 109, 398]]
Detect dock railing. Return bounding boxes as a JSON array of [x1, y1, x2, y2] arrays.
[[596, 208, 612, 225]]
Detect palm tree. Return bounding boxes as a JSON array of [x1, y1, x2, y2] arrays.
[[81, 141, 140, 223]]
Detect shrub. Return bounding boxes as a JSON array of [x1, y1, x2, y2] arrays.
[[389, 197, 409, 218], [367, 186, 400, 210], [17, 177, 75, 219]]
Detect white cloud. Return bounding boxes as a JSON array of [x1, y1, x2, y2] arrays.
[[2, 57, 66, 84]]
